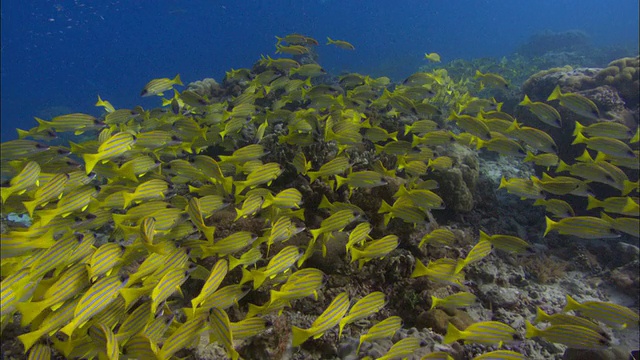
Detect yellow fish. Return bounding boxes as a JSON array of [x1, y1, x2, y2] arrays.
[[141, 74, 183, 97], [424, 52, 441, 62], [326, 37, 355, 50]]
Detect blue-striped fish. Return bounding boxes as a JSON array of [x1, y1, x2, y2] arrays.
[[59, 274, 129, 336], [525, 320, 610, 350], [1, 161, 41, 204], [141, 74, 183, 97], [563, 294, 639, 329], [17, 263, 88, 326], [209, 307, 240, 360], [27, 343, 51, 360], [444, 321, 517, 346], [22, 172, 69, 216], [87, 242, 125, 281], [357, 316, 402, 354], [155, 315, 207, 360], [191, 259, 228, 312], [377, 337, 424, 360], [338, 291, 386, 338], [292, 292, 350, 346]]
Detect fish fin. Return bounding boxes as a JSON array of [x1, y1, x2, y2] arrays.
[[17, 329, 46, 353], [571, 131, 588, 145], [83, 153, 100, 175], [524, 320, 539, 339], [16, 301, 48, 326], [443, 322, 462, 344], [547, 85, 563, 101], [291, 326, 311, 347], [543, 216, 556, 237], [172, 74, 183, 86], [251, 270, 266, 290]]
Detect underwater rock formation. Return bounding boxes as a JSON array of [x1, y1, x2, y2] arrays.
[[516, 30, 591, 59]]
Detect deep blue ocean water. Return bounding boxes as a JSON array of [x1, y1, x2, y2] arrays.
[[1, 0, 638, 143]]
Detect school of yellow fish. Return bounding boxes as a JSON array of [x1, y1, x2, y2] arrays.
[[0, 33, 638, 360]]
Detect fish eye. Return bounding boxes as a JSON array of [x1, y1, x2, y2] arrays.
[[35, 143, 48, 149]]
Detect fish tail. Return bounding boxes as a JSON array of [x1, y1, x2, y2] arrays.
[[326, 37, 334, 45], [443, 322, 462, 344], [59, 319, 77, 337], [318, 195, 332, 210], [478, 230, 490, 243], [234, 181, 246, 197], [573, 121, 585, 137], [547, 85, 562, 101], [524, 151, 535, 162], [22, 199, 38, 217], [378, 199, 393, 214], [555, 160, 569, 173], [429, 295, 438, 310], [394, 184, 409, 198], [120, 287, 147, 309], [16, 128, 29, 139], [83, 153, 100, 175], [291, 325, 312, 347], [524, 320, 539, 339], [498, 176, 508, 189], [228, 254, 240, 271], [335, 175, 347, 190], [533, 307, 549, 324], [474, 70, 483, 79], [172, 74, 183, 86], [36, 209, 58, 227], [505, 119, 520, 132], [338, 319, 348, 339], [571, 131, 588, 145], [411, 134, 422, 147], [309, 228, 322, 242], [599, 211, 613, 223], [251, 270, 266, 289], [454, 258, 466, 274], [475, 137, 485, 150], [239, 267, 253, 285], [17, 329, 46, 353], [0, 187, 13, 204], [35, 117, 52, 132], [15, 301, 47, 326], [410, 258, 429, 278], [122, 192, 135, 209], [349, 247, 362, 264], [622, 180, 636, 196], [586, 195, 600, 210], [356, 340, 364, 354], [576, 149, 604, 162], [388, 131, 398, 141], [543, 216, 556, 237], [532, 198, 545, 206], [203, 226, 215, 244], [519, 94, 532, 106]]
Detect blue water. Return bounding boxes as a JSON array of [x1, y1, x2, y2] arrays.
[[1, 0, 638, 143]]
